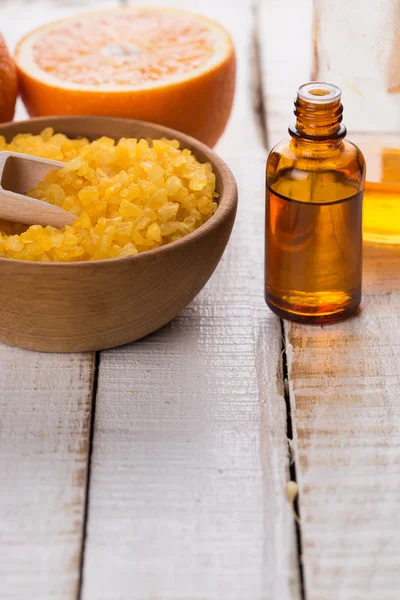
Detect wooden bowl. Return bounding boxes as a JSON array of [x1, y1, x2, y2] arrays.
[[0, 117, 237, 352]]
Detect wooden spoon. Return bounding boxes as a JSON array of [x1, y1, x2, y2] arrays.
[[0, 151, 76, 227]]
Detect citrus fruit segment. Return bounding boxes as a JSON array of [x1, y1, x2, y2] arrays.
[[0, 34, 18, 122], [15, 8, 236, 146]]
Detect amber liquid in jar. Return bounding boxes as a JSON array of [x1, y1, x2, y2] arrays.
[[357, 141, 400, 244], [363, 181, 400, 244], [265, 82, 365, 324]]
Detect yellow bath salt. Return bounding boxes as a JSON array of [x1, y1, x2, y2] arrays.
[[0, 128, 218, 261]]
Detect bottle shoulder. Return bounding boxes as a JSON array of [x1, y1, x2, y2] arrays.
[[267, 137, 365, 202], [267, 137, 365, 170]]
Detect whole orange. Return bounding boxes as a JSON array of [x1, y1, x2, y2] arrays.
[[0, 34, 18, 122], [15, 8, 236, 146]]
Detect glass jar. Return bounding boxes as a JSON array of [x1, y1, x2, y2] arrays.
[[313, 0, 400, 243]]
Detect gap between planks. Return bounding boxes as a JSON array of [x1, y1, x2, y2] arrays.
[[77, 351, 100, 600], [75, 0, 127, 597], [280, 325, 306, 600], [253, 2, 307, 598]]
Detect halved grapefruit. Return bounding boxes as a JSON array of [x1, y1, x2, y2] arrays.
[[15, 7, 236, 146]]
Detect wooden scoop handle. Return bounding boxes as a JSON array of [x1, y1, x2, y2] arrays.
[[0, 189, 76, 227], [0, 151, 75, 227]]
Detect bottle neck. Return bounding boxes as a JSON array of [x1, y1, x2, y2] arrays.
[[289, 82, 346, 142]]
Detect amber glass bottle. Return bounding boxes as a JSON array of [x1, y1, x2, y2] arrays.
[[265, 82, 365, 323]]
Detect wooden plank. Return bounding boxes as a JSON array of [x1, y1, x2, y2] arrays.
[[81, 1, 300, 599], [285, 247, 400, 600], [0, 1, 116, 598], [259, 1, 400, 598], [0, 348, 93, 599]]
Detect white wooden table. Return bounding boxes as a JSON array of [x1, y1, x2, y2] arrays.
[[1, 1, 400, 599]]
